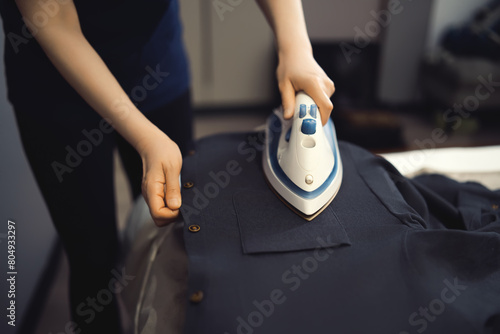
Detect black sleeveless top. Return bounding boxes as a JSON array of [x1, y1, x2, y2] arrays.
[[0, 0, 189, 113]]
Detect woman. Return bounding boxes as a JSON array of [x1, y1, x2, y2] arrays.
[[1, 0, 334, 332]]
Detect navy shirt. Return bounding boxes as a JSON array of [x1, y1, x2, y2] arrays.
[[122, 132, 500, 334], [0, 0, 189, 113], [178, 134, 500, 334]]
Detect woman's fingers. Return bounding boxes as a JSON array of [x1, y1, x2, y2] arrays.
[[305, 79, 335, 125], [142, 164, 180, 227], [279, 79, 297, 120], [164, 164, 182, 211]]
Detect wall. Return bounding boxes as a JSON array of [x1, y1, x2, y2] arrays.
[[426, 0, 492, 50], [377, 0, 434, 104], [303, 0, 382, 41], [180, 0, 387, 108], [179, 0, 274, 107], [377, 0, 493, 105]]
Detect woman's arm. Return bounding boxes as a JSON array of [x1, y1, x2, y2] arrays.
[[15, 0, 181, 226], [256, 0, 335, 125]]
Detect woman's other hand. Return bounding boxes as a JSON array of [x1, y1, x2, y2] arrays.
[[138, 131, 183, 226]]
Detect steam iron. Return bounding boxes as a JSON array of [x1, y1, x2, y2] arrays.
[[263, 92, 343, 221]]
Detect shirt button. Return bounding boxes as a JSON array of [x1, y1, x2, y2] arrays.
[[190, 290, 204, 303], [188, 224, 201, 233], [183, 181, 194, 189]]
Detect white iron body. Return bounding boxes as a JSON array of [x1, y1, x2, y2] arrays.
[[263, 92, 343, 219]]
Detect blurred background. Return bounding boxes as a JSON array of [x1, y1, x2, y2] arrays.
[[0, 0, 499, 333]]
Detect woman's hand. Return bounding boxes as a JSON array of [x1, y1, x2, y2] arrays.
[[256, 0, 335, 125], [277, 49, 335, 126], [137, 130, 183, 227]]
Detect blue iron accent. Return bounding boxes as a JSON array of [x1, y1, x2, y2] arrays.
[[301, 119, 317, 135], [310, 105, 317, 118], [299, 104, 307, 118]]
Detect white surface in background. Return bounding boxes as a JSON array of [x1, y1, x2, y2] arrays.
[[381, 146, 500, 189]]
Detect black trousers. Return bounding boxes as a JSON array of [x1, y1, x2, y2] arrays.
[[13, 90, 193, 333]]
